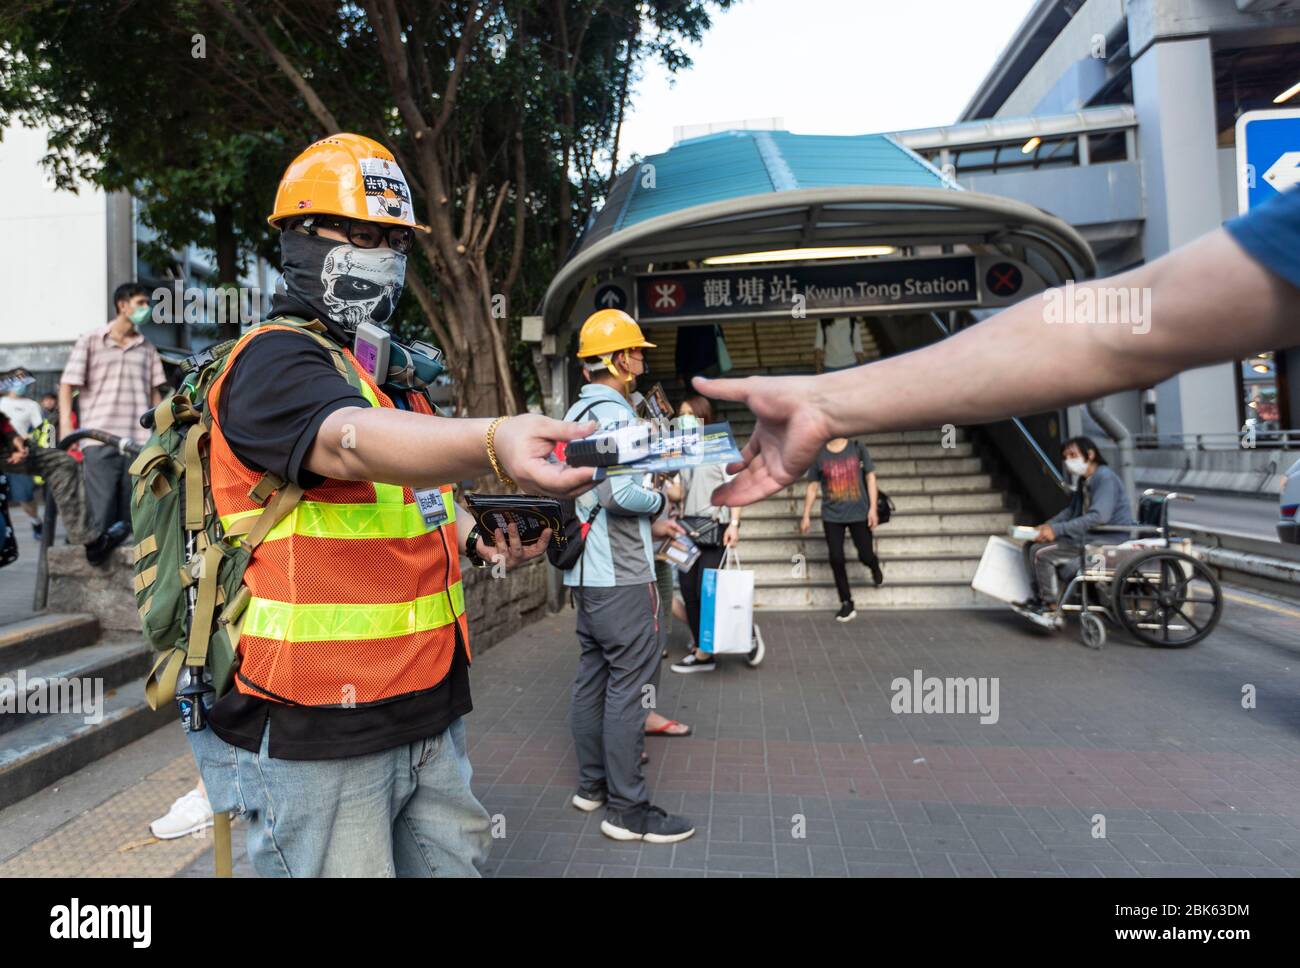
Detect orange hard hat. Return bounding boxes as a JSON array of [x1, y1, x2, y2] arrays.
[[268, 133, 428, 231], [576, 308, 655, 359]]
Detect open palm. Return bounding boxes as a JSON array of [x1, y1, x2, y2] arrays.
[[694, 374, 832, 506]]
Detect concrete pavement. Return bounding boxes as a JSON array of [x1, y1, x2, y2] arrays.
[[3, 583, 1299, 878]]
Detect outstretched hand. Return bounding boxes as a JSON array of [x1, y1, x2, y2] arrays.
[[492, 414, 598, 499], [693, 373, 833, 506]]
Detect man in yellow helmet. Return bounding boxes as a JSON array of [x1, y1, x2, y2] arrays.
[[183, 133, 598, 877], [561, 309, 696, 844]]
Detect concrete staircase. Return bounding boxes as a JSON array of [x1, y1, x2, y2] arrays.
[[0, 612, 169, 811], [644, 318, 1013, 609], [717, 403, 1011, 611]]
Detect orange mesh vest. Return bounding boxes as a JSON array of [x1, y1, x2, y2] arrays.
[[207, 324, 467, 707]]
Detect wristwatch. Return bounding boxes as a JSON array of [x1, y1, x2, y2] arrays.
[[464, 524, 488, 569]]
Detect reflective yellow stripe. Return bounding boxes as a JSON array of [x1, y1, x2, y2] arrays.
[[221, 490, 454, 542], [242, 582, 465, 642], [347, 379, 406, 507]]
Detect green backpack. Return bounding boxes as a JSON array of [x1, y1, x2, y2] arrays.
[[129, 317, 365, 875]]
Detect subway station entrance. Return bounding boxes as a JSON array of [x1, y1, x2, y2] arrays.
[[540, 128, 1096, 610]]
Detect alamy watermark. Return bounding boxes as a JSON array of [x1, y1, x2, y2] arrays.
[[0, 672, 103, 725], [143, 283, 272, 327], [890, 669, 999, 725], [1042, 282, 1151, 335]]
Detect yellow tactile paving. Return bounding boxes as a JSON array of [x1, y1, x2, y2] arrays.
[[0, 753, 215, 878]]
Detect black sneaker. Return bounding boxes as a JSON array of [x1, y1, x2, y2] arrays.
[[601, 803, 695, 844], [670, 653, 715, 674], [571, 783, 608, 813], [85, 520, 130, 566], [870, 561, 884, 586], [32, 521, 42, 541], [835, 602, 857, 622]]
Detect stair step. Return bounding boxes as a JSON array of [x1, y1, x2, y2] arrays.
[[738, 510, 1012, 536], [737, 533, 994, 555], [747, 556, 977, 581], [864, 443, 974, 460], [870, 457, 984, 476], [0, 640, 157, 736], [747, 493, 1005, 516], [0, 613, 101, 673], [0, 684, 171, 812], [762, 475, 994, 499]]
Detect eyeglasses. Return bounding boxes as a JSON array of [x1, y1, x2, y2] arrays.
[[298, 215, 415, 254]]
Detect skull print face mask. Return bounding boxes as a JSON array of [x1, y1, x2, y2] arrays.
[[278, 228, 407, 334]]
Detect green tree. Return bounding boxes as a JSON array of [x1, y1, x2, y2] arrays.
[[1, 0, 732, 412]]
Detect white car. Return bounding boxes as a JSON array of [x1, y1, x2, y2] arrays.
[[1281, 456, 1300, 544]]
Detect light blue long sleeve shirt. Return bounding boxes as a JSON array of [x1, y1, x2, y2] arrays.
[[562, 384, 665, 587]]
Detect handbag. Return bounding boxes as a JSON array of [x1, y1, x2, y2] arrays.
[[876, 491, 894, 525], [681, 514, 724, 548], [548, 399, 604, 570], [855, 441, 893, 526]]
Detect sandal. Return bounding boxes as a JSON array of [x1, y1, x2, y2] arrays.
[[644, 719, 692, 737]]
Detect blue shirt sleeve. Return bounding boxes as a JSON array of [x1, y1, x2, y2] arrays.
[[1224, 187, 1300, 290]]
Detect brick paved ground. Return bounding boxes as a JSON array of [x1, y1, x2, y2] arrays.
[[462, 595, 1300, 878], [5, 587, 1300, 878]]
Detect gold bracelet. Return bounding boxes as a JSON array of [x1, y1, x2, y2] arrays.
[[485, 416, 516, 488]]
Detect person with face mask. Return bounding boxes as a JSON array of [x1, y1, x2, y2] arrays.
[[1022, 435, 1135, 615], [180, 133, 600, 877], [561, 309, 696, 844], [58, 282, 168, 542]]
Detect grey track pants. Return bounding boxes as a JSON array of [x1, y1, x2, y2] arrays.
[[569, 582, 660, 812]]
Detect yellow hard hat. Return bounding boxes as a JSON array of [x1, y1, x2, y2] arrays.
[[268, 133, 429, 231], [576, 308, 655, 359]]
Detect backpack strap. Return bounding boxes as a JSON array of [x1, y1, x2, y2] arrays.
[[255, 316, 367, 394]]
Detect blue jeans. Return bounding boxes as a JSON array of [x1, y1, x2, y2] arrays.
[[186, 717, 492, 877]]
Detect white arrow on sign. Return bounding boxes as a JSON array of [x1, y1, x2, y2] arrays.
[[600, 290, 621, 307], [1263, 151, 1300, 192]]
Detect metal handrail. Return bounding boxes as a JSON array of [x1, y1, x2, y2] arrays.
[[1132, 430, 1299, 451], [927, 312, 1069, 491]]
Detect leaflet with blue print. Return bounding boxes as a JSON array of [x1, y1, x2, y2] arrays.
[[594, 422, 743, 480]]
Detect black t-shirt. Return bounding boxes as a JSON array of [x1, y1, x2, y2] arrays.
[[207, 327, 472, 760]]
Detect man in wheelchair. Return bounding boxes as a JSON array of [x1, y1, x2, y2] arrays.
[[1021, 435, 1135, 617]]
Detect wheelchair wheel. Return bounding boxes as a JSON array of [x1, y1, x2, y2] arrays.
[[1079, 612, 1106, 650], [1112, 550, 1221, 647]]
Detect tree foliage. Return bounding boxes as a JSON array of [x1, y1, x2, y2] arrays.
[[0, 0, 732, 411]]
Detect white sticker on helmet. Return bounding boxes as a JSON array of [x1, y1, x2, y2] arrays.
[[358, 157, 413, 223]]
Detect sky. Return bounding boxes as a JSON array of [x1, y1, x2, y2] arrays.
[[617, 0, 1039, 164]]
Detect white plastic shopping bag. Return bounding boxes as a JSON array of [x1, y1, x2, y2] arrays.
[[971, 535, 1033, 605], [699, 548, 754, 654]]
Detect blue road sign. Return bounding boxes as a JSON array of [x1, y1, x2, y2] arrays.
[[1236, 108, 1300, 214]]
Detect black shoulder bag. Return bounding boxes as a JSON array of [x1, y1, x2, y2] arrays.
[[548, 400, 604, 570]]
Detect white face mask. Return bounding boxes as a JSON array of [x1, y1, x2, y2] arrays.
[[1064, 456, 1089, 477]]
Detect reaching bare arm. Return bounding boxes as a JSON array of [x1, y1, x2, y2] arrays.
[[701, 227, 1300, 507], [308, 408, 597, 498]]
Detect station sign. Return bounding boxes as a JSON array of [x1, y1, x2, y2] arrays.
[[633, 254, 1033, 323]]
